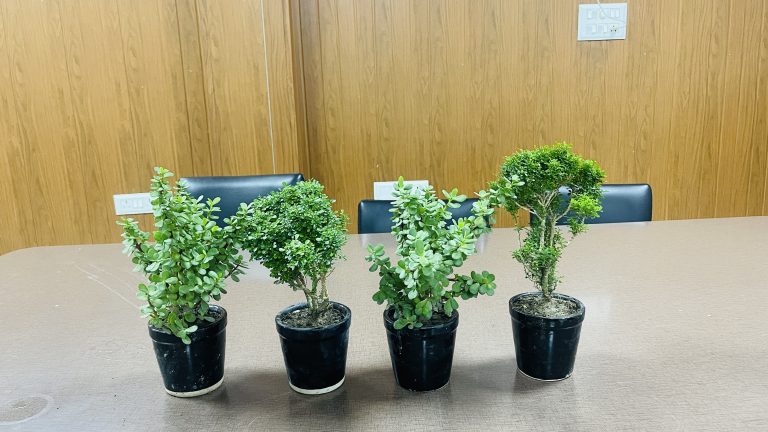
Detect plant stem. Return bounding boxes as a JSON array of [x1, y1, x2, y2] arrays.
[[546, 218, 557, 300], [303, 277, 330, 319]]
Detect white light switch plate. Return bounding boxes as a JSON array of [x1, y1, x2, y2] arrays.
[[373, 180, 429, 200], [577, 3, 627, 41], [114, 193, 153, 215]]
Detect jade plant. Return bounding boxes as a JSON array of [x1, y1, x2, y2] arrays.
[[118, 167, 244, 344], [490, 143, 605, 310], [365, 178, 497, 330], [227, 180, 348, 326]]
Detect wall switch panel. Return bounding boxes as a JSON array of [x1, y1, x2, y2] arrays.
[[373, 180, 429, 200], [114, 193, 153, 215], [577, 3, 627, 41]]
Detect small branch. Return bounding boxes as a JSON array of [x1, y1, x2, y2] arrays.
[[513, 201, 538, 218], [223, 261, 245, 280], [556, 200, 573, 221]]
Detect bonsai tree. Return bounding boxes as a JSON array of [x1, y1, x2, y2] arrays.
[[227, 180, 348, 326], [118, 167, 244, 344], [490, 143, 605, 312], [365, 178, 497, 330]]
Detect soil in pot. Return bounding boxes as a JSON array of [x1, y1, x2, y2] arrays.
[[277, 306, 344, 328], [276, 302, 351, 395], [149, 305, 227, 397], [509, 292, 585, 381], [384, 308, 459, 392], [510, 294, 580, 318]]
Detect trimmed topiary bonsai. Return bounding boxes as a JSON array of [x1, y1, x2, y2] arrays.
[[119, 167, 244, 344], [228, 179, 348, 327], [366, 178, 497, 329], [228, 179, 352, 394], [490, 143, 605, 317], [491, 143, 605, 380]]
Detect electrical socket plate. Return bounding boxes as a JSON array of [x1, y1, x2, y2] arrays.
[[577, 3, 627, 41], [114, 193, 153, 215], [373, 180, 429, 200]]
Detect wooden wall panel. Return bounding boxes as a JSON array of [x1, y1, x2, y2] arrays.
[[0, 0, 306, 255], [2, 0, 92, 247], [299, 0, 768, 232], [196, 0, 274, 176], [265, 0, 309, 175], [177, 0, 214, 177], [2, 0, 767, 253], [58, 0, 134, 245], [0, 3, 35, 252]]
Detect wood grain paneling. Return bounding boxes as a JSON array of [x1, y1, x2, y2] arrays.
[[0, 0, 307, 255], [265, 0, 310, 175], [0, 2, 36, 252], [299, 0, 768, 232], [196, 0, 273, 176], [2, 0, 767, 252], [2, 0, 91, 247]]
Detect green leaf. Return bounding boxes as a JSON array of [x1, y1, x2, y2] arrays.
[[366, 178, 499, 328], [444, 300, 453, 316], [492, 142, 604, 297]]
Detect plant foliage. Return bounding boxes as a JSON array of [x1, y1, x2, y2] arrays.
[[118, 167, 244, 344], [228, 180, 348, 323], [489, 143, 605, 300], [365, 178, 497, 330]]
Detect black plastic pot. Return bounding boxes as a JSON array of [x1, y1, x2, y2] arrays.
[[275, 302, 351, 395], [148, 305, 227, 397], [509, 292, 585, 381], [383, 308, 459, 391]]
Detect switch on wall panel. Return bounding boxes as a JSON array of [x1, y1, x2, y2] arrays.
[[577, 3, 627, 41], [373, 180, 429, 200], [114, 193, 153, 215]]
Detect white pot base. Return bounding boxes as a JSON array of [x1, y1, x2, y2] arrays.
[[165, 377, 224, 398], [289, 376, 345, 395], [516, 368, 572, 382]]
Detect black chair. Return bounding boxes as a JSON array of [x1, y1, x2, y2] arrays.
[[553, 183, 652, 225], [358, 198, 479, 234], [180, 173, 304, 224]]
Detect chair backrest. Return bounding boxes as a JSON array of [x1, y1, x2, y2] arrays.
[[357, 198, 479, 234], [180, 173, 304, 224], [553, 183, 652, 225]]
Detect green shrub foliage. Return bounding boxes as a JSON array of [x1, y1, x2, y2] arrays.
[[365, 178, 497, 330], [118, 167, 244, 344], [228, 180, 348, 322], [490, 143, 605, 300]]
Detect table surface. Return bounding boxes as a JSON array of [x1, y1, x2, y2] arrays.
[[1, 217, 767, 431]]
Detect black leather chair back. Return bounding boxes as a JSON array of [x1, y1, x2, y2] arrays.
[[358, 198, 479, 234], [553, 183, 652, 225], [180, 173, 304, 224]]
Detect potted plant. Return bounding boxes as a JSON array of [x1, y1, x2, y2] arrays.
[[118, 167, 244, 397], [489, 143, 605, 380], [365, 178, 497, 391], [228, 180, 350, 395]]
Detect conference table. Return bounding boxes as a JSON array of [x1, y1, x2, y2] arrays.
[[1, 217, 767, 431]]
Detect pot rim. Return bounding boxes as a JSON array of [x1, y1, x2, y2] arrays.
[[509, 292, 585, 328], [148, 304, 227, 344], [275, 301, 352, 335], [383, 306, 459, 336]]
